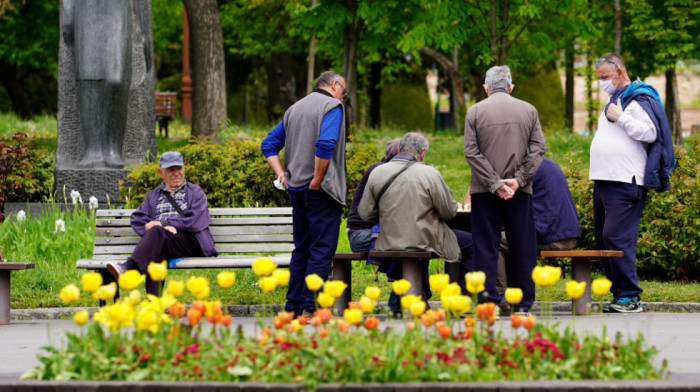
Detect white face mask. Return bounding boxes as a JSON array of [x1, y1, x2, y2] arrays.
[[599, 79, 617, 95]]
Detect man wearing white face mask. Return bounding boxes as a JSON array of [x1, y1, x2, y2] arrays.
[[590, 53, 675, 313]]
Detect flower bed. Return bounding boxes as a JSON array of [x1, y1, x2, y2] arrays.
[[22, 259, 665, 386]]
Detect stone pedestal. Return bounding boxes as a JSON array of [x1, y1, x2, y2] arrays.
[[54, 169, 129, 203]]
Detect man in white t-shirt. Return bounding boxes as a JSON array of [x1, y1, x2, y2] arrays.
[[589, 53, 657, 313]]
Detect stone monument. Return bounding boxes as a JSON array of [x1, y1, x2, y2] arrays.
[[56, 0, 157, 202]]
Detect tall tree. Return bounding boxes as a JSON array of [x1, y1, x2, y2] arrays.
[[626, 0, 699, 144], [182, 0, 226, 140]]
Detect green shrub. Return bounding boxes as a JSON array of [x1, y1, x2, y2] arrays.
[[563, 135, 700, 280], [0, 133, 54, 215], [511, 63, 565, 131], [381, 75, 433, 131], [120, 138, 382, 212]]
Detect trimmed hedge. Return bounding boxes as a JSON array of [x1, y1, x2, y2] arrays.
[[562, 135, 700, 280], [120, 138, 382, 213]]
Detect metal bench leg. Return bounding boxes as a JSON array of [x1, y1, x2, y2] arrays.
[[572, 257, 592, 315], [403, 258, 423, 298], [332, 259, 352, 314], [0, 270, 11, 325]]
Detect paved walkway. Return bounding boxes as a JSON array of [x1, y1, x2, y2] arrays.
[[1, 310, 700, 381]]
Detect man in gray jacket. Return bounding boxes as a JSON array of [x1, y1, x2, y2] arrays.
[[464, 65, 545, 313], [359, 132, 473, 310], [261, 71, 346, 316]]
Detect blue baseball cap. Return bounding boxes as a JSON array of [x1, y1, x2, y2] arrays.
[[159, 151, 184, 169]]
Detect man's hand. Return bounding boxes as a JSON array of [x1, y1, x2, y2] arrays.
[[309, 178, 322, 190], [145, 221, 162, 231], [606, 98, 623, 122], [503, 178, 520, 193], [163, 225, 177, 234], [496, 184, 515, 200]]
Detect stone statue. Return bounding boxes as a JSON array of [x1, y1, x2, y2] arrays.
[[56, 0, 156, 200]]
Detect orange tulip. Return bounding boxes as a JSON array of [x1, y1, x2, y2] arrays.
[[438, 324, 451, 339], [523, 315, 536, 330], [186, 308, 202, 326], [364, 316, 379, 330], [464, 317, 475, 329], [319, 327, 329, 338], [510, 314, 522, 329], [220, 314, 232, 327], [314, 308, 332, 324], [476, 302, 496, 321], [168, 302, 186, 319]]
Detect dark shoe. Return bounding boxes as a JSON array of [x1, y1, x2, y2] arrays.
[[498, 300, 512, 316], [602, 297, 619, 313], [106, 261, 127, 280], [388, 307, 403, 318], [610, 296, 643, 313], [301, 309, 314, 318]]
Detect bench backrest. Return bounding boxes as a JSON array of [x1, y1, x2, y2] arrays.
[[92, 208, 293, 260], [155, 91, 177, 119]]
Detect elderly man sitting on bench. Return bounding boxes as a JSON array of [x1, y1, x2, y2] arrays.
[[107, 151, 217, 294], [358, 132, 474, 315]]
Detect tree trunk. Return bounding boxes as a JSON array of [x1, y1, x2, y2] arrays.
[[267, 52, 297, 121], [368, 61, 382, 128], [305, 0, 317, 95], [183, 0, 226, 141], [665, 68, 683, 145], [565, 42, 575, 130], [342, 0, 362, 127], [0, 62, 33, 119], [614, 0, 621, 55], [419, 47, 465, 134], [585, 43, 597, 134]]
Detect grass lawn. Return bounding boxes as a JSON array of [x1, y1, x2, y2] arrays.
[[2, 114, 698, 310]]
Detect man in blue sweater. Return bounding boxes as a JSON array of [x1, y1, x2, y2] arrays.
[[261, 71, 347, 317]]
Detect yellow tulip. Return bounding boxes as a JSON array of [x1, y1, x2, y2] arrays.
[[465, 271, 486, 294], [504, 287, 523, 304], [59, 284, 80, 304], [400, 294, 421, 309], [252, 257, 277, 277], [118, 270, 145, 290], [359, 296, 375, 314], [451, 295, 471, 314], [81, 272, 103, 293], [147, 260, 168, 282], [92, 301, 135, 331], [317, 292, 336, 308], [591, 278, 613, 296], [531, 265, 562, 287], [566, 280, 587, 299], [259, 277, 277, 292], [305, 274, 324, 291], [126, 289, 142, 305], [343, 308, 363, 325], [135, 309, 160, 333], [92, 282, 117, 301], [165, 280, 185, 297], [217, 271, 236, 288], [323, 280, 348, 298], [409, 300, 426, 317], [288, 319, 303, 333], [186, 276, 210, 300], [73, 309, 89, 325], [392, 279, 411, 296], [440, 283, 461, 298], [429, 273, 450, 294], [272, 269, 290, 286], [364, 286, 381, 300], [440, 295, 456, 310]]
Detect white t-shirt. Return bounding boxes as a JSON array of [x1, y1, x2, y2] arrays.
[[589, 98, 657, 185]]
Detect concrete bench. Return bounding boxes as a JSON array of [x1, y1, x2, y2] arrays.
[[0, 262, 35, 325], [76, 208, 295, 302], [539, 250, 624, 315]]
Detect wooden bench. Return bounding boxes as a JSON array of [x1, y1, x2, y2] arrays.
[[155, 91, 177, 138], [539, 250, 623, 315], [331, 252, 366, 313], [76, 208, 295, 302], [0, 262, 35, 325]]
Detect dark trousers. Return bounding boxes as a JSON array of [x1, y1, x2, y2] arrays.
[[131, 226, 204, 294], [387, 229, 473, 310], [593, 180, 646, 298], [471, 192, 537, 310], [287, 188, 342, 314]]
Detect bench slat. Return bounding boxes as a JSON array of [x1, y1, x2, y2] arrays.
[[0, 263, 35, 270], [93, 243, 295, 255], [94, 234, 294, 246], [97, 217, 293, 227], [540, 250, 623, 258], [96, 207, 292, 218], [369, 251, 435, 259], [77, 255, 292, 269]]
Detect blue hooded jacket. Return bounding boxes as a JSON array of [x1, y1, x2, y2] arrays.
[[607, 81, 676, 192]]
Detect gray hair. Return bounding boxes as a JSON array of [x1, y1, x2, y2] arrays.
[[314, 71, 344, 88], [399, 132, 429, 155], [595, 53, 627, 71], [484, 65, 513, 90]]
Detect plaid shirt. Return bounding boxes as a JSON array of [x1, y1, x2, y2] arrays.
[[155, 181, 188, 224]]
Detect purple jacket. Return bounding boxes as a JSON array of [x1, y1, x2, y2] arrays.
[[130, 182, 217, 257]]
